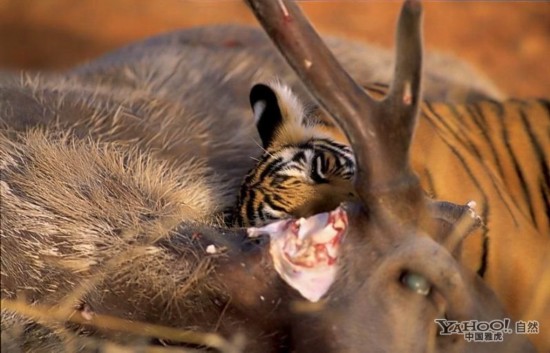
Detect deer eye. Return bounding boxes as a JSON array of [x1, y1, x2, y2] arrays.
[[401, 271, 431, 296]]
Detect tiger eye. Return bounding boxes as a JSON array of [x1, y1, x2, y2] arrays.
[[402, 272, 431, 296]]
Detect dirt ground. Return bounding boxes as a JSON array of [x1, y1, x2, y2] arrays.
[[0, 1, 548, 98]]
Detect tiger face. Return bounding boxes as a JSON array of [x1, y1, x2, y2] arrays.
[[233, 82, 356, 227]]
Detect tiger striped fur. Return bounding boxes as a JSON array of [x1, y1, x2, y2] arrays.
[[233, 81, 550, 350], [233, 82, 356, 226]]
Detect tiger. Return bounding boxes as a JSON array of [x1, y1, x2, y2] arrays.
[[232, 82, 356, 227], [233, 81, 550, 351]]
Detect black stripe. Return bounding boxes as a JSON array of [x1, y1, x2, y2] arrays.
[[478, 233, 490, 278], [448, 105, 483, 160], [314, 143, 355, 170], [234, 188, 247, 226], [436, 104, 483, 160], [310, 153, 327, 183], [269, 174, 292, 187], [423, 110, 491, 277], [257, 203, 266, 223], [314, 138, 351, 153], [518, 104, 549, 230], [240, 167, 266, 201], [264, 194, 290, 213], [424, 103, 519, 226], [242, 154, 282, 187], [536, 99, 550, 132], [238, 184, 248, 203], [499, 104, 537, 226], [285, 139, 353, 168], [291, 150, 307, 163], [269, 191, 287, 208], [468, 103, 489, 131], [246, 189, 258, 226], [488, 99, 505, 117], [468, 103, 505, 178], [258, 156, 285, 181], [308, 140, 355, 176], [271, 191, 294, 209]]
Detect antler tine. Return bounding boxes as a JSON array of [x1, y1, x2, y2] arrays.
[[377, 0, 424, 181], [389, 0, 423, 109]]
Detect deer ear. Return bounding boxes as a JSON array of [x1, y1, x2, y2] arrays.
[[250, 83, 284, 149], [247, 207, 348, 302]]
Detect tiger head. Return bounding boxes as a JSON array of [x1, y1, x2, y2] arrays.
[[233, 82, 357, 227]]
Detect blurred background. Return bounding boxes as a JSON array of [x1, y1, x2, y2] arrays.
[[0, 0, 548, 98]]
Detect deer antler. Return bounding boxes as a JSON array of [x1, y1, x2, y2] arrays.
[[245, 0, 480, 328], [246, 0, 424, 220]]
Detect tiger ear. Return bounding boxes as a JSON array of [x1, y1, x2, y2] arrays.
[[250, 83, 285, 148]]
